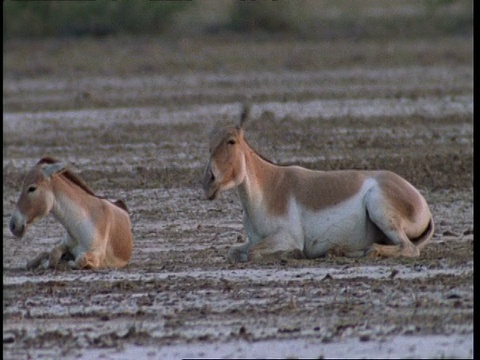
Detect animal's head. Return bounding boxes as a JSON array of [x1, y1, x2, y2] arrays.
[[9, 158, 67, 238], [203, 104, 251, 200]]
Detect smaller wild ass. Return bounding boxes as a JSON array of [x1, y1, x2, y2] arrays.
[[203, 105, 434, 263], [10, 157, 133, 270]]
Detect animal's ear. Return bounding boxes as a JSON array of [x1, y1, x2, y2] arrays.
[[238, 102, 251, 129], [42, 162, 67, 178]]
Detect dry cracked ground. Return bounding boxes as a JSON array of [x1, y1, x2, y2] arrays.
[[3, 35, 473, 359]]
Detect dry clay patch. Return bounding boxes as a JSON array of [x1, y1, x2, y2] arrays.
[[3, 65, 473, 112], [3, 64, 473, 358], [3, 260, 473, 358], [3, 96, 473, 191], [3, 255, 473, 321]]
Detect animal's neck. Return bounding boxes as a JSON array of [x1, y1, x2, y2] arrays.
[[237, 146, 278, 211], [50, 176, 93, 231]]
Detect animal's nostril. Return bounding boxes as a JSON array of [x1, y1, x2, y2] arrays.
[[210, 172, 215, 182]]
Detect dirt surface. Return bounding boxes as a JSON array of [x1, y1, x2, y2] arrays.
[[3, 35, 473, 359]]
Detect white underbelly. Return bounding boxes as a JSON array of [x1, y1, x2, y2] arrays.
[[301, 191, 380, 257]]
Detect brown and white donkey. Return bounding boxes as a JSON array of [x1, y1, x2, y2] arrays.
[[10, 157, 133, 270], [203, 105, 434, 263]]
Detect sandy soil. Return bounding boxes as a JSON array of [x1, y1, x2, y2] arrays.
[[3, 36, 473, 359]]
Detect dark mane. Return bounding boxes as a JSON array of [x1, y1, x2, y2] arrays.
[[36, 156, 128, 212], [37, 156, 96, 196], [209, 124, 276, 166], [244, 137, 275, 165], [37, 156, 60, 165], [111, 199, 129, 212]]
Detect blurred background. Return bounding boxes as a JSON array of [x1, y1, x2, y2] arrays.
[[3, 4, 474, 359], [3, 0, 472, 40]]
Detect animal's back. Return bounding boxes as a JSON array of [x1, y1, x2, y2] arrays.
[[104, 200, 133, 268]]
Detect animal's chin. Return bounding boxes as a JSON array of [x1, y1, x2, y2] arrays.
[[203, 181, 220, 200], [206, 188, 219, 200], [206, 179, 240, 200], [11, 225, 26, 238]]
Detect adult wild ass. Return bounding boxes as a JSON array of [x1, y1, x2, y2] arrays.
[[203, 106, 434, 263], [10, 157, 133, 270]]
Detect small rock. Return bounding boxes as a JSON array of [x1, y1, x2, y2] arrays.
[[322, 273, 333, 281], [446, 293, 461, 299], [442, 230, 459, 236], [289, 295, 297, 310], [116, 325, 135, 339], [3, 332, 15, 344], [359, 333, 371, 342], [389, 269, 399, 279], [100, 314, 110, 321]]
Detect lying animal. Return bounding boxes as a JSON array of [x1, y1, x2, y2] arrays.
[[203, 106, 434, 262], [10, 157, 133, 270]]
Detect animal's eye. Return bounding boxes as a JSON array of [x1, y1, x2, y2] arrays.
[[227, 139, 236, 145], [27, 186, 37, 193]]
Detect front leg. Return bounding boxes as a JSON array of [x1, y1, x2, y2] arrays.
[[26, 252, 49, 270], [48, 243, 69, 269], [26, 242, 71, 270], [228, 215, 263, 263], [247, 230, 304, 262]]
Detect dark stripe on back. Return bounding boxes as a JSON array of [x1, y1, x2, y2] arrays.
[[37, 156, 128, 211]]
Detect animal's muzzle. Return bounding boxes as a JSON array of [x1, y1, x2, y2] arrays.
[[10, 211, 26, 238], [202, 164, 217, 200]]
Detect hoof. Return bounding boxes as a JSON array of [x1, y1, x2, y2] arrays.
[[228, 248, 248, 263]]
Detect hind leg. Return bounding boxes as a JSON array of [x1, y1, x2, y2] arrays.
[[368, 242, 419, 258], [365, 190, 420, 258]]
